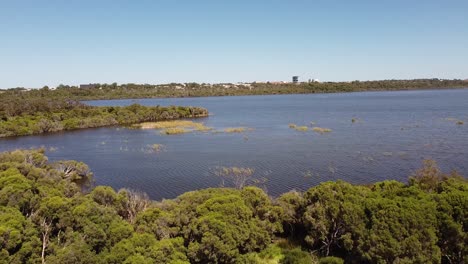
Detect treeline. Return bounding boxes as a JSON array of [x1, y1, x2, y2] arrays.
[[2, 79, 468, 100], [0, 97, 208, 137], [0, 149, 466, 263]]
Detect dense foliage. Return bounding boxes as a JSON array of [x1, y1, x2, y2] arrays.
[[0, 98, 208, 137], [0, 149, 466, 263], [2, 79, 467, 100]]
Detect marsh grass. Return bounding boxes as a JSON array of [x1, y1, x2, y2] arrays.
[[312, 127, 332, 133], [149, 144, 164, 152], [161, 127, 189, 135], [48, 146, 58, 152], [295, 126, 308, 132], [136, 120, 212, 135], [214, 166, 255, 189], [302, 170, 320, 178], [444, 117, 464, 125], [288, 123, 308, 131], [224, 127, 247, 133]]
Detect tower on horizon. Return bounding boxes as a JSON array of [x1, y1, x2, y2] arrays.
[[292, 76, 299, 83]]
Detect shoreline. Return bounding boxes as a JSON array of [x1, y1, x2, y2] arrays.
[[81, 86, 468, 102]]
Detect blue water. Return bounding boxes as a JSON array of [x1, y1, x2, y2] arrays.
[[1, 89, 467, 199]]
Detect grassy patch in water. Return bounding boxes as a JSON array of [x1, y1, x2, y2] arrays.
[[161, 127, 189, 135], [150, 144, 164, 152], [224, 127, 247, 133], [312, 127, 332, 133], [294, 126, 308, 132], [288, 123, 308, 131], [444, 117, 465, 125], [136, 120, 212, 135]]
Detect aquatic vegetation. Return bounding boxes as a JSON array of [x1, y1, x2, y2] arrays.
[[302, 170, 320, 178], [161, 127, 189, 135], [288, 123, 308, 131], [295, 126, 308, 132], [214, 166, 255, 189], [312, 127, 332, 133], [328, 163, 338, 175], [146, 144, 165, 153], [224, 127, 247, 133], [138, 120, 210, 130], [48, 146, 58, 152], [444, 117, 464, 125], [137, 120, 212, 135]]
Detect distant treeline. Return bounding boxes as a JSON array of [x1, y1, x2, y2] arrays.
[[0, 97, 208, 137], [0, 149, 466, 263], [2, 79, 467, 100]]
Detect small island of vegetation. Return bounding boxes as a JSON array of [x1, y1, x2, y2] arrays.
[[0, 97, 208, 138], [0, 149, 466, 263]]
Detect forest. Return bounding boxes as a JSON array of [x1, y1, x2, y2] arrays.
[[0, 97, 208, 137], [0, 149, 466, 264], [2, 79, 468, 100]]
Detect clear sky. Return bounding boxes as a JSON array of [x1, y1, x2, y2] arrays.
[[1, 0, 467, 88]]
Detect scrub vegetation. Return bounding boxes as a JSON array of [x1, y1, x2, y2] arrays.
[[0, 149, 466, 264], [3, 79, 467, 100], [0, 97, 208, 138]]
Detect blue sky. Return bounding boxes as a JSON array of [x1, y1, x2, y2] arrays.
[[1, 0, 467, 88]]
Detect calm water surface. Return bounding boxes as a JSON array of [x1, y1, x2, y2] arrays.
[[2, 89, 468, 200]]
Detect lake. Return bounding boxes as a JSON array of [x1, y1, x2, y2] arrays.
[[1, 89, 467, 200]]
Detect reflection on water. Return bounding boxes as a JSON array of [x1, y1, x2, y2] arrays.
[[1, 89, 468, 200]]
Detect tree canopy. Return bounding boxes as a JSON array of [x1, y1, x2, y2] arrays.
[[0, 149, 466, 263]]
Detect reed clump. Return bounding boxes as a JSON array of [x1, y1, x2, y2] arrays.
[[312, 127, 332, 133]]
